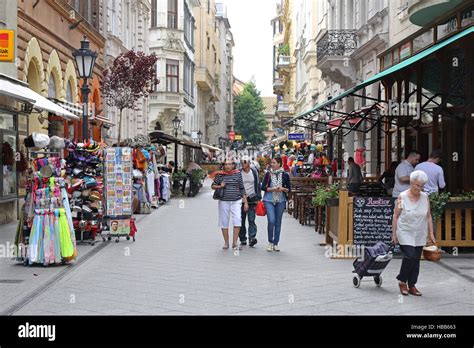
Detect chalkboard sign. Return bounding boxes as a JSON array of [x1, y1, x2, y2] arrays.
[[353, 197, 398, 250]]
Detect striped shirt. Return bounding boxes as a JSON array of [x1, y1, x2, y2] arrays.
[[213, 173, 246, 201]]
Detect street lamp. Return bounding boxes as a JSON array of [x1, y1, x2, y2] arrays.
[[172, 115, 181, 166], [197, 130, 203, 144], [73, 36, 97, 141]]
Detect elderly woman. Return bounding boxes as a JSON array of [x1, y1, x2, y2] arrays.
[[211, 160, 249, 250], [392, 170, 436, 296]]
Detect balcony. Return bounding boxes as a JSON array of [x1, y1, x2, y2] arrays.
[[276, 55, 291, 75], [196, 67, 218, 100], [408, 0, 464, 27], [316, 30, 357, 88], [273, 77, 284, 94], [276, 101, 294, 116], [149, 91, 183, 110]]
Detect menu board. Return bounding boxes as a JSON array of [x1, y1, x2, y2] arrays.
[[105, 147, 133, 217], [353, 197, 397, 249]]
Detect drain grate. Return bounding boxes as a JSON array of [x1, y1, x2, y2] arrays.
[[0, 279, 24, 284]]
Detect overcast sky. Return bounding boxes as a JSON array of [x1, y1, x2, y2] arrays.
[[220, 0, 279, 97]]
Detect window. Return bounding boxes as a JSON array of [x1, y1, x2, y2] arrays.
[[48, 77, 56, 98], [168, 0, 178, 29], [461, 5, 474, 27], [112, 0, 118, 36], [208, 0, 210, 14], [151, 0, 157, 27], [183, 54, 194, 103], [166, 60, 179, 92], [437, 16, 458, 40], [66, 81, 73, 102], [207, 35, 210, 50], [184, 3, 194, 48], [0, 113, 17, 199]]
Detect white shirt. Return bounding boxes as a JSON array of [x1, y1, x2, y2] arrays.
[[396, 191, 429, 246], [241, 169, 256, 197], [415, 161, 446, 194], [393, 160, 414, 197]]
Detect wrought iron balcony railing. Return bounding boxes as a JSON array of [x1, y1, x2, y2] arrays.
[[316, 30, 357, 62]]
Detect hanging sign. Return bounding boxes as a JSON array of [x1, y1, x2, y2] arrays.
[[0, 30, 15, 62], [234, 135, 242, 141], [228, 131, 235, 140]]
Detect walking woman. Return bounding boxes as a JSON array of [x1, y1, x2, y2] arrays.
[[211, 160, 249, 250], [392, 170, 436, 296], [262, 156, 291, 252]]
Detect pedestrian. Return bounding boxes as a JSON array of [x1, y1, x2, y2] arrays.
[[392, 151, 421, 197], [392, 170, 436, 296], [262, 156, 291, 252], [166, 161, 175, 174], [379, 161, 398, 196], [239, 156, 261, 247], [414, 150, 446, 194], [347, 157, 363, 195], [211, 160, 249, 251]]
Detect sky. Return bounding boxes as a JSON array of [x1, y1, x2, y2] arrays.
[[220, 0, 279, 97]]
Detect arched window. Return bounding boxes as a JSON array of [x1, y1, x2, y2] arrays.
[[66, 80, 73, 103], [48, 76, 56, 99]]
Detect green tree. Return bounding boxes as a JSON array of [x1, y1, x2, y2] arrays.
[[234, 83, 268, 146]]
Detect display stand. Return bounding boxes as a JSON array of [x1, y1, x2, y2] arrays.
[[104, 147, 135, 242], [15, 150, 77, 266]]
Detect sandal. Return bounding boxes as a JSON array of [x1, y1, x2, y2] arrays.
[[232, 244, 242, 250], [222, 244, 229, 250]]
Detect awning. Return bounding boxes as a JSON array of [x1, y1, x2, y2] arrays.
[[285, 26, 474, 126], [328, 119, 343, 129], [90, 115, 115, 126], [0, 74, 78, 119], [271, 135, 287, 144], [201, 143, 221, 152], [149, 131, 201, 149]]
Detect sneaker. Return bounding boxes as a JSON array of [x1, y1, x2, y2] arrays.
[[273, 244, 280, 252], [249, 238, 257, 247], [240, 240, 247, 246], [266, 243, 273, 252]]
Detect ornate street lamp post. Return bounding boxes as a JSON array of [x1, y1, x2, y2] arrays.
[[172, 115, 181, 166], [197, 130, 203, 144], [73, 36, 97, 141]]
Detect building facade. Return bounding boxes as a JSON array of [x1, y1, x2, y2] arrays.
[[102, 0, 151, 144], [149, 0, 199, 167]]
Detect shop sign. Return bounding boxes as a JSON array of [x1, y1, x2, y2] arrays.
[[288, 133, 305, 141], [400, 42, 411, 60], [0, 30, 15, 62], [234, 135, 242, 140], [228, 131, 235, 140]]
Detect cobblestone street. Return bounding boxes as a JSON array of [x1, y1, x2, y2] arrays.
[[0, 181, 471, 316]]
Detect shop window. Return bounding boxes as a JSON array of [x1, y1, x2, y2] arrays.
[[392, 47, 400, 65], [0, 123, 17, 199], [437, 16, 458, 40], [413, 29, 434, 54], [461, 5, 474, 27], [383, 52, 392, 69]]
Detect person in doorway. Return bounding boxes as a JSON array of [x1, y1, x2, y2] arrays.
[[392, 170, 436, 296], [262, 156, 291, 252], [211, 160, 248, 250], [414, 150, 446, 194], [347, 157, 363, 195], [239, 156, 261, 247], [392, 151, 421, 197], [379, 161, 398, 196]]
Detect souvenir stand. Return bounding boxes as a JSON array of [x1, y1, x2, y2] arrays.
[[64, 141, 105, 246], [104, 147, 136, 242], [15, 139, 77, 266]]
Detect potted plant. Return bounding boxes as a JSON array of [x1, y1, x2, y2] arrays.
[[312, 184, 340, 207], [278, 43, 290, 56], [172, 171, 186, 190]]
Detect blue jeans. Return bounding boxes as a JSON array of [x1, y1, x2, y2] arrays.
[[264, 201, 286, 245], [240, 204, 257, 242]]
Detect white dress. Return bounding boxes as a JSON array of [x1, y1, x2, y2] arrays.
[[396, 191, 429, 246]]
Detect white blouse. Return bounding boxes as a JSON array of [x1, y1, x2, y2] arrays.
[[396, 191, 429, 246]]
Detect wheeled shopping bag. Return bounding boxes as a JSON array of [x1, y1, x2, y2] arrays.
[[352, 241, 394, 288]]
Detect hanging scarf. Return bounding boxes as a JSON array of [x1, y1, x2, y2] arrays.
[[53, 210, 62, 263], [59, 208, 74, 258], [271, 169, 284, 204]]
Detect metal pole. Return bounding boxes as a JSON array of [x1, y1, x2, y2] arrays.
[[82, 79, 90, 141], [174, 130, 178, 168]]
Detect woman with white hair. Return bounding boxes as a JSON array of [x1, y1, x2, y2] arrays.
[[392, 170, 436, 296]]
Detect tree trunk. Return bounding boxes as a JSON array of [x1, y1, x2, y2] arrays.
[[117, 108, 123, 145]]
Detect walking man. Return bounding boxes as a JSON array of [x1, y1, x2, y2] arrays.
[[414, 150, 446, 194], [239, 156, 261, 247], [392, 151, 421, 197]]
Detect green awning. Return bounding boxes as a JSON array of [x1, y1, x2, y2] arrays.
[[285, 26, 474, 126]]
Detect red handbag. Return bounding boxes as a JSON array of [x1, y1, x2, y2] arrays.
[[256, 201, 266, 216]]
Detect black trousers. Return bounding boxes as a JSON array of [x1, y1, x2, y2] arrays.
[[397, 245, 423, 288]]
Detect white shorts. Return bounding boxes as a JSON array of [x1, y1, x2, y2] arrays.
[[218, 199, 242, 229]]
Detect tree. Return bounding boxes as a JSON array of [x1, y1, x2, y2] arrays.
[[234, 83, 268, 146], [101, 50, 159, 144]]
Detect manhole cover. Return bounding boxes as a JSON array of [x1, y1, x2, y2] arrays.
[[0, 280, 24, 284]]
